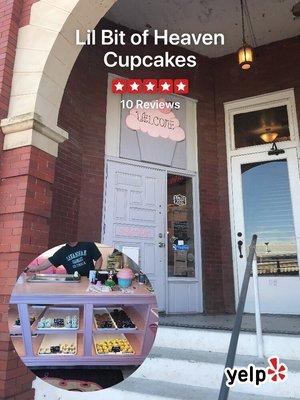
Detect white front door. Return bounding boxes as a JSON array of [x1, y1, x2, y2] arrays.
[[102, 159, 166, 310], [231, 148, 300, 314]]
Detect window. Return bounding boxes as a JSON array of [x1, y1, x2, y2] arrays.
[[242, 160, 299, 276], [167, 174, 195, 277], [234, 105, 290, 149]]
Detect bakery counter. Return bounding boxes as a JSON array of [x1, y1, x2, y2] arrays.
[[9, 277, 158, 367], [10, 276, 154, 305]]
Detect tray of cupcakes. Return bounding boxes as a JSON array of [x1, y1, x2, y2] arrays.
[[93, 333, 135, 355], [37, 307, 79, 330], [38, 333, 77, 355], [93, 308, 117, 331], [108, 308, 137, 330], [11, 306, 46, 335]]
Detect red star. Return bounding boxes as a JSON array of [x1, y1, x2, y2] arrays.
[[174, 79, 189, 94], [159, 79, 173, 94], [127, 79, 142, 94], [112, 79, 126, 94], [143, 79, 158, 94]]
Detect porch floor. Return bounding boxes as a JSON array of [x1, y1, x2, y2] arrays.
[[158, 313, 300, 335]]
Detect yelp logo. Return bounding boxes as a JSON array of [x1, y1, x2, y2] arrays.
[[267, 357, 288, 382], [225, 357, 288, 387]]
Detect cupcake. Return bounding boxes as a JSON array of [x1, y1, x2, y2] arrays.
[[117, 267, 134, 289]]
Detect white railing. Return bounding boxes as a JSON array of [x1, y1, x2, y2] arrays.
[[218, 234, 261, 400], [252, 252, 264, 358]]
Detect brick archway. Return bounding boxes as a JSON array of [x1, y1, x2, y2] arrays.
[[2, 0, 116, 155]]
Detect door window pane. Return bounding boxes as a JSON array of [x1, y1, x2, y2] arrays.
[[242, 160, 299, 276], [234, 106, 290, 149], [167, 175, 195, 277]]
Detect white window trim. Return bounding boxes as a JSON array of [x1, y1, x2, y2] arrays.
[[224, 88, 300, 308], [224, 88, 300, 157]]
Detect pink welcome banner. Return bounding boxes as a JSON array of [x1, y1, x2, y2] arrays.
[[125, 99, 185, 142]]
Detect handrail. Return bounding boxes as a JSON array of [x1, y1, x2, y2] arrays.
[[252, 252, 264, 357], [218, 234, 258, 400]]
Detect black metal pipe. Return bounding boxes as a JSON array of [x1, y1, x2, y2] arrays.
[[218, 234, 258, 400]]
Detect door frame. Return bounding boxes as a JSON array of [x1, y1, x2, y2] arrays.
[[101, 155, 203, 313], [231, 149, 300, 307], [224, 88, 300, 309]]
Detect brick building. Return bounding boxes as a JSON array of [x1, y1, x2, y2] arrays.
[[0, 0, 299, 398]]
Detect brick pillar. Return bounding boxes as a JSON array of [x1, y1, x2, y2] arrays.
[[0, 145, 55, 399]]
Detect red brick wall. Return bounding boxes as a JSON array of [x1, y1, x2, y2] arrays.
[[49, 45, 108, 245], [0, 146, 56, 399], [48, 57, 86, 246], [0, 1, 45, 398], [212, 35, 300, 312], [76, 48, 107, 241]]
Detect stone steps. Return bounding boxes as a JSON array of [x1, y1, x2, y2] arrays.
[[33, 326, 300, 400], [133, 346, 300, 398]]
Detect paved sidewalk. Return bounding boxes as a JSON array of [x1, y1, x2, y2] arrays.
[[158, 313, 300, 335]]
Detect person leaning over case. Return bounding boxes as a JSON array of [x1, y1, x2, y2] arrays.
[[25, 242, 103, 277]]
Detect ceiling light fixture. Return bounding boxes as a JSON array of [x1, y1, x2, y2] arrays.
[[237, 0, 254, 70]]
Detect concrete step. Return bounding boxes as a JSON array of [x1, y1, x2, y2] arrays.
[[117, 377, 300, 400], [155, 326, 300, 360], [33, 377, 300, 400], [132, 346, 300, 398]]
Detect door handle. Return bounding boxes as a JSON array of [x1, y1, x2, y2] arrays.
[[158, 242, 165, 248], [237, 240, 243, 258]]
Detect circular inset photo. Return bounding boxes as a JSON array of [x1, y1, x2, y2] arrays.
[[9, 242, 158, 392]]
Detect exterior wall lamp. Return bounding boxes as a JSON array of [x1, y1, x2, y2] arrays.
[[260, 130, 279, 144], [260, 128, 285, 155], [237, 0, 254, 70]]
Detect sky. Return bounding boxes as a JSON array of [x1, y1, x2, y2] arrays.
[[242, 160, 297, 257]]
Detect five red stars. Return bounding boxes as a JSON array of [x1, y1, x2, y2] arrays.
[[112, 78, 189, 94]]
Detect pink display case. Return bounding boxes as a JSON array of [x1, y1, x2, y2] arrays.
[[9, 277, 157, 367]]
